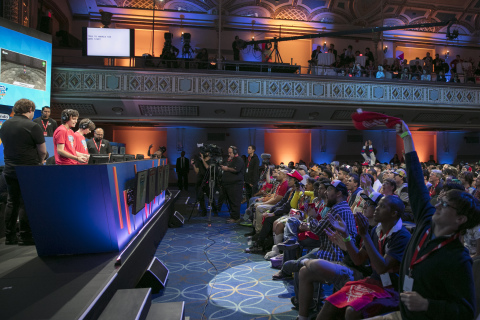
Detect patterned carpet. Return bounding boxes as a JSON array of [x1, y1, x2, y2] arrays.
[[151, 205, 298, 320]]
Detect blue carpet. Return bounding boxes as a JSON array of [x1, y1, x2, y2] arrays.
[[151, 208, 298, 319]]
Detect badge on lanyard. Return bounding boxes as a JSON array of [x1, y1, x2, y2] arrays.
[[403, 275, 414, 291], [380, 273, 392, 287]]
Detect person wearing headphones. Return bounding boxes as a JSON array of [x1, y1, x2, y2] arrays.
[[221, 146, 245, 223], [53, 109, 89, 165], [74, 119, 95, 165]]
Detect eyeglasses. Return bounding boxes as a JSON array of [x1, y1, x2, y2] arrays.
[[436, 199, 457, 210]]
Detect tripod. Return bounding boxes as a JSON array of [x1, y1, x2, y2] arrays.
[[272, 41, 282, 63]]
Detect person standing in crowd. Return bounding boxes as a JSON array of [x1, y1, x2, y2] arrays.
[[244, 145, 260, 206], [176, 151, 190, 191], [86, 128, 112, 156], [221, 146, 245, 223], [53, 109, 88, 165], [0, 99, 47, 245], [192, 151, 218, 216], [373, 120, 480, 320], [232, 35, 240, 61], [33, 106, 57, 137], [73, 119, 95, 165]]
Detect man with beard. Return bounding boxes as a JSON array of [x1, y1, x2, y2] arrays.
[[86, 128, 112, 157], [33, 106, 57, 137]]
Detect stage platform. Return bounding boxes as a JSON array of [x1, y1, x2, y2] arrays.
[[0, 190, 178, 320]]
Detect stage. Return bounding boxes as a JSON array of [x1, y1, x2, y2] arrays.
[[0, 190, 177, 320]]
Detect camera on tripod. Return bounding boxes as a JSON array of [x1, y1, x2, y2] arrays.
[[197, 143, 223, 165]]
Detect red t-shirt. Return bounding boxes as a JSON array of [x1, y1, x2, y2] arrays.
[[276, 180, 288, 197], [53, 125, 77, 165], [73, 131, 88, 165]]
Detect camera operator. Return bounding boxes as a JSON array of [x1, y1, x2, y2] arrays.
[[221, 146, 245, 223], [192, 152, 218, 216]]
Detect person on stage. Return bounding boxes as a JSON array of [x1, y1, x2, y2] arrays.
[[86, 128, 112, 156], [73, 119, 95, 165], [148, 145, 166, 159], [33, 106, 57, 137], [176, 151, 190, 191], [53, 109, 88, 165], [0, 99, 47, 245], [221, 146, 245, 223]]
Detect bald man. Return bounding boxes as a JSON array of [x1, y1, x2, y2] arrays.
[[86, 128, 112, 156]]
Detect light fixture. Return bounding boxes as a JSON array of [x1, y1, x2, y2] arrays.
[[383, 45, 388, 54], [445, 50, 449, 59], [323, 41, 327, 52], [112, 107, 124, 115]]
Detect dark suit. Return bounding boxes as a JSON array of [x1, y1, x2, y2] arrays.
[[176, 156, 190, 190]]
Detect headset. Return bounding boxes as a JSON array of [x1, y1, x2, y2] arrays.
[[229, 146, 238, 155], [79, 119, 92, 130], [61, 109, 76, 124]]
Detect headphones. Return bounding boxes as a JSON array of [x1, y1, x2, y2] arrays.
[[79, 119, 92, 130], [61, 109, 75, 123], [230, 146, 238, 155]]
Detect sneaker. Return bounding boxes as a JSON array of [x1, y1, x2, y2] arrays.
[[245, 246, 264, 254], [277, 239, 299, 250], [239, 221, 252, 227], [272, 270, 291, 280]]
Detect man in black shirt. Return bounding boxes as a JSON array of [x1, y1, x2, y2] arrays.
[[192, 152, 217, 215], [33, 106, 58, 137], [221, 146, 245, 223], [232, 36, 240, 61], [176, 151, 190, 191], [244, 145, 260, 205], [0, 99, 47, 245], [86, 128, 112, 156]]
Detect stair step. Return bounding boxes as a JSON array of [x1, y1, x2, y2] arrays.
[[98, 288, 151, 320], [146, 301, 185, 320]]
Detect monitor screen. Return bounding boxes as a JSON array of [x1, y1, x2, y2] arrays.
[[136, 154, 144, 160], [82, 28, 134, 58], [156, 165, 163, 196], [124, 154, 135, 161], [89, 154, 110, 164], [133, 170, 148, 215], [146, 167, 156, 204], [0, 18, 52, 110], [163, 165, 169, 191], [110, 154, 124, 163]]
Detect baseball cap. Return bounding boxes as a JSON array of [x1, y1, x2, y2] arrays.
[[322, 180, 348, 194], [394, 169, 407, 178], [287, 170, 303, 182], [360, 192, 384, 206], [298, 164, 308, 172]]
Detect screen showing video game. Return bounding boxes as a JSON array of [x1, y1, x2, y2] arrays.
[[0, 19, 52, 109]]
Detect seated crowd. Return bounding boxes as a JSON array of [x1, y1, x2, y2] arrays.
[[311, 44, 479, 84], [241, 135, 480, 320]]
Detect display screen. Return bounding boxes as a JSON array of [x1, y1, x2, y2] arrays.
[[156, 165, 164, 196], [0, 19, 52, 109], [146, 167, 156, 204], [163, 165, 169, 191], [82, 28, 134, 58], [133, 170, 148, 215]]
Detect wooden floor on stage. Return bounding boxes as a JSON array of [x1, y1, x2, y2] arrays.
[[0, 243, 117, 320]]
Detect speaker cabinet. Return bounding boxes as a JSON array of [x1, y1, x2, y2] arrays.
[[136, 257, 169, 294], [168, 211, 184, 228]]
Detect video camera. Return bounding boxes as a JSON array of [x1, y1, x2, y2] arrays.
[[197, 143, 223, 165]]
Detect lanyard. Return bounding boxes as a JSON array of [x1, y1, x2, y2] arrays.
[[409, 228, 459, 275], [378, 228, 392, 256], [93, 139, 102, 153], [42, 119, 48, 132], [247, 155, 252, 168]]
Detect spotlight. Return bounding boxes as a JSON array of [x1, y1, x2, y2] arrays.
[[383, 45, 388, 54]]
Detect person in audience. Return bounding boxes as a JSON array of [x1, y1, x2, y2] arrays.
[[450, 54, 462, 74], [365, 47, 375, 65], [316, 195, 411, 319], [428, 169, 443, 205], [262, 42, 274, 63], [420, 69, 431, 81], [352, 62, 363, 77], [433, 53, 444, 74], [459, 171, 476, 195], [401, 67, 410, 80], [194, 48, 209, 69], [390, 120, 480, 320], [400, 59, 409, 70], [423, 52, 433, 64], [376, 65, 385, 79], [232, 35, 240, 61], [437, 70, 447, 82], [368, 167, 382, 192], [74, 119, 95, 164], [330, 43, 337, 59], [308, 45, 322, 74], [382, 59, 391, 72], [272, 180, 357, 281], [346, 173, 363, 207], [381, 178, 397, 196], [296, 192, 384, 319], [337, 166, 351, 184], [391, 59, 401, 76], [410, 61, 423, 80], [423, 59, 433, 74], [393, 169, 413, 221], [244, 145, 260, 205], [366, 60, 375, 77]]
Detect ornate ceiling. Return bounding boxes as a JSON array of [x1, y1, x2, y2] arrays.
[[94, 0, 480, 35]]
